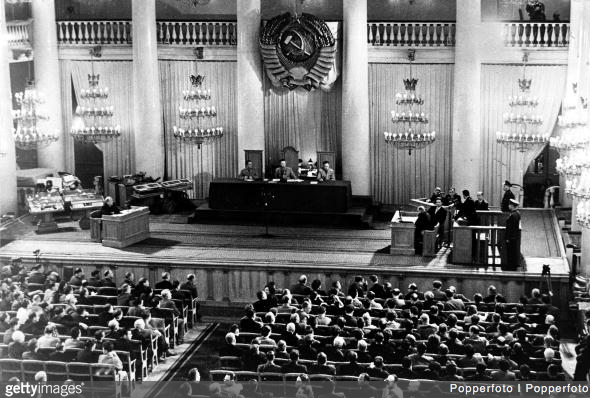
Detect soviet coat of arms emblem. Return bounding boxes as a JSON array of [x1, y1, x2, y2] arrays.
[[260, 12, 337, 91]]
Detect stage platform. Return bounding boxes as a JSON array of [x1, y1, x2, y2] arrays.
[[0, 210, 571, 318]]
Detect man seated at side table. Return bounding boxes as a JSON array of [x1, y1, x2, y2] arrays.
[[317, 161, 335, 182], [274, 159, 297, 180], [100, 196, 120, 217], [238, 160, 259, 181]]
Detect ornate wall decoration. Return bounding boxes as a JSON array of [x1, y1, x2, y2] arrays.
[[260, 12, 336, 91]]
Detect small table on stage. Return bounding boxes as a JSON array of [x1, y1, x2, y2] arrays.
[[208, 179, 352, 212], [99, 206, 150, 248]]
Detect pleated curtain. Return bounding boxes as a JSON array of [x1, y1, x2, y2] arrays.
[[369, 63, 454, 206], [263, 78, 342, 173], [61, 60, 136, 180], [480, 64, 566, 206], [159, 60, 237, 199]]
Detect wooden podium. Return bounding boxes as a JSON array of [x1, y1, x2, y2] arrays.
[[100, 207, 150, 248], [390, 211, 437, 256]]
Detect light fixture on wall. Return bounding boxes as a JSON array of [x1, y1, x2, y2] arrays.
[[12, 81, 59, 151], [383, 49, 435, 155], [172, 70, 223, 149], [496, 52, 548, 152], [70, 46, 121, 144]]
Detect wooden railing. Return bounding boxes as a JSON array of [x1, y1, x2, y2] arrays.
[[56, 20, 237, 46], [368, 22, 456, 47], [7, 19, 32, 48], [453, 225, 506, 267], [502, 22, 569, 47]]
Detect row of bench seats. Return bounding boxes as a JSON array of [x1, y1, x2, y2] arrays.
[[207, 370, 560, 397], [0, 359, 122, 398], [217, 353, 562, 373], [1, 335, 156, 384]]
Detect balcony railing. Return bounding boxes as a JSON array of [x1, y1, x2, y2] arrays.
[[57, 20, 131, 45], [503, 22, 569, 47], [56, 20, 237, 46], [7, 19, 32, 49], [157, 21, 236, 45], [368, 22, 456, 47]]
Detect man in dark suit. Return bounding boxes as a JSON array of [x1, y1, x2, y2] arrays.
[[274, 159, 297, 180], [219, 332, 243, 357], [118, 284, 132, 306], [155, 272, 173, 290], [475, 191, 489, 211], [308, 352, 336, 375], [505, 199, 522, 271], [427, 198, 447, 245], [340, 351, 366, 376], [87, 270, 103, 288], [356, 373, 380, 398], [367, 356, 389, 379], [239, 160, 260, 181], [429, 187, 443, 203], [239, 307, 263, 333], [69, 268, 84, 287], [27, 264, 47, 285], [368, 275, 385, 299], [456, 190, 477, 225], [77, 340, 99, 363], [445, 187, 461, 207], [291, 275, 311, 296], [501, 180, 516, 212], [414, 206, 432, 255], [101, 270, 116, 287], [281, 349, 307, 374], [257, 350, 282, 373]]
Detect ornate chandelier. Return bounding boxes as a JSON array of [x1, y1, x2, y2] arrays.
[[173, 74, 223, 149], [12, 81, 59, 151], [496, 52, 548, 152], [70, 47, 120, 144], [384, 49, 435, 155]]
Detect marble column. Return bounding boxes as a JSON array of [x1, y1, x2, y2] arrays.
[[0, 0, 18, 215], [32, 0, 65, 170], [576, 0, 590, 274], [132, 0, 164, 178], [451, 0, 482, 193], [236, 0, 265, 172], [341, 0, 370, 196]]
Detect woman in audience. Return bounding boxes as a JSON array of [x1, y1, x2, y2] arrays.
[[8, 330, 27, 359]]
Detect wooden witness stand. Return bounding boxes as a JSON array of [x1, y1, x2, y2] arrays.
[[90, 206, 150, 248], [390, 210, 437, 256]]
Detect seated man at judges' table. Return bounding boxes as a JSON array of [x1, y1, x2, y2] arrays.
[[238, 160, 259, 181], [100, 196, 120, 216], [274, 159, 297, 180], [317, 161, 336, 182]]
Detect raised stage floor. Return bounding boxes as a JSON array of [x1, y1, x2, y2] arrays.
[[0, 209, 571, 316]]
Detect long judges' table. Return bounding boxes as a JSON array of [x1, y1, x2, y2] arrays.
[[209, 179, 352, 213]]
